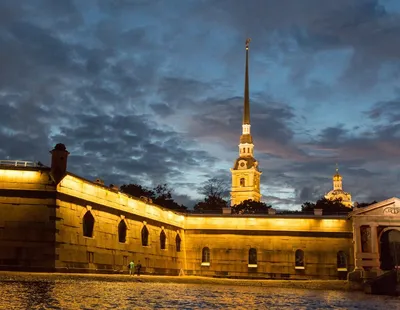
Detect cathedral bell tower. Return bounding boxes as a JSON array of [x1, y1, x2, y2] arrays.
[[230, 39, 262, 206]]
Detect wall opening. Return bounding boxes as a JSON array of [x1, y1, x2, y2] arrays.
[[176, 234, 181, 252], [295, 249, 305, 269], [380, 229, 400, 270], [248, 248, 257, 267], [160, 230, 166, 250], [141, 225, 149, 246], [83, 211, 95, 238], [201, 247, 210, 266], [337, 251, 347, 270], [118, 220, 127, 243], [240, 178, 245, 187], [87, 251, 94, 263]]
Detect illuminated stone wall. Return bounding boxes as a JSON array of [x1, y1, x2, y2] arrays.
[[54, 174, 185, 274], [184, 216, 354, 279], [0, 167, 354, 278], [0, 167, 57, 270]]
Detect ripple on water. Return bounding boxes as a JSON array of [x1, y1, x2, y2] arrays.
[[0, 277, 399, 310]]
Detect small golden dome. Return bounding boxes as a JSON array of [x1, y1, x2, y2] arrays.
[[333, 165, 342, 181], [333, 172, 342, 181]]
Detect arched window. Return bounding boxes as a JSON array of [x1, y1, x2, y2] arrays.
[[160, 230, 166, 250], [248, 248, 257, 267], [83, 211, 95, 238], [141, 225, 149, 246], [118, 220, 127, 243], [176, 234, 181, 252], [295, 249, 305, 269], [337, 251, 347, 270], [201, 247, 210, 266], [240, 178, 245, 187]]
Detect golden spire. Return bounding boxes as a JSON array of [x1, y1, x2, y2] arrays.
[[243, 38, 251, 125]]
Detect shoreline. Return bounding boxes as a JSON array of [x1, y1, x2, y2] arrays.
[[0, 271, 357, 292]]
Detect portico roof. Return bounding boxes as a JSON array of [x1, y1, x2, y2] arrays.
[[348, 197, 400, 218]]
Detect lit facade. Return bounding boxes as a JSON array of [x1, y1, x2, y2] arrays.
[[325, 166, 353, 208], [0, 146, 353, 279], [230, 39, 262, 206], [1, 41, 398, 284], [1, 145, 399, 282]]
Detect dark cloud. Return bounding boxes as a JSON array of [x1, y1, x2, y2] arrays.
[[0, 0, 399, 209]]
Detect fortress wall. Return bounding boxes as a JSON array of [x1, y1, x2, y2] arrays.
[[184, 216, 353, 279], [185, 216, 351, 232], [58, 174, 185, 228], [54, 174, 185, 274], [0, 168, 355, 279], [0, 168, 57, 270]]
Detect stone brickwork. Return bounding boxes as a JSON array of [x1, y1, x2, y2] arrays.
[[53, 174, 185, 274], [0, 167, 57, 270], [184, 216, 353, 279], [0, 166, 354, 279]]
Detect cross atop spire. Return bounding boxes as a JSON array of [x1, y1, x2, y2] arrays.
[[245, 38, 251, 50], [335, 163, 339, 172], [243, 38, 251, 125]]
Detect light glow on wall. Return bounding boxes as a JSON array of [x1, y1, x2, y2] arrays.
[[0, 169, 42, 182], [185, 216, 351, 233], [58, 174, 186, 228]]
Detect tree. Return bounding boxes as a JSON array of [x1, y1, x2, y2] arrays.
[[193, 196, 228, 214], [193, 178, 229, 213], [120, 184, 154, 199], [152, 184, 187, 212], [301, 197, 351, 214], [120, 183, 187, 212], [231, 199, 271, 214], [355, 201, 378, 208], [153, 184, 173, 201], [198, 177, 229, 200]]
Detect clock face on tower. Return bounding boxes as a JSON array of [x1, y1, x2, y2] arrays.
[[238, 160, 247, 169]]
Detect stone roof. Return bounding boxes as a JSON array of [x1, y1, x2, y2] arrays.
[[240, 134, 253, 144], [233, 156, 259, 170]]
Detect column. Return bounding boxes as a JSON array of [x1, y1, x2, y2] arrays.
[[353, 223, 363, 270], [370, 223, 381, 272]]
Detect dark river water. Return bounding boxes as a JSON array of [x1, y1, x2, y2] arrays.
[[0, 276, 399, 309]]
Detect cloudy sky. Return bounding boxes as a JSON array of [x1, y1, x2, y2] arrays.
[[0, 0, 399, 209]]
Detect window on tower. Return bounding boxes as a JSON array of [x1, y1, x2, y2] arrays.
[[240, 178, 245, 187]]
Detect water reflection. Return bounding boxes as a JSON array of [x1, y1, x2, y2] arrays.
[[0, 276, 399, 310]]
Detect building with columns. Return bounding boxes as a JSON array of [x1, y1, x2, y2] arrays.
[[325, 166, 353, 208], [349, 197, 400, 282], [230, 38, 262, 206]]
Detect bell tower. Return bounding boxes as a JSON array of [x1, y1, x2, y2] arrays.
[[230, 39, 262, 206]]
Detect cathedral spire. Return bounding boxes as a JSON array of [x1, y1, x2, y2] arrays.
[[230, 38, 262, 207], [243, 38, 251, 125]]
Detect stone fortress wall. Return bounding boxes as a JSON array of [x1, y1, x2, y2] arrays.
[[0, 167, 57, 270], [0, 151, 354, 279]]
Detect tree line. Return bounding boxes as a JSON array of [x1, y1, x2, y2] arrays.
[[119, 178, 377, 214]]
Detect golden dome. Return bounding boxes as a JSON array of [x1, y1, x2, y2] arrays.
[[333, 165, 342, 181]]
